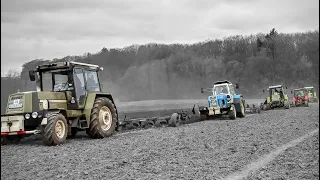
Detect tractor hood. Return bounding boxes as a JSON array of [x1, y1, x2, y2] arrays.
[[4, 91, 67, 115], [208, 94, 229, 108]]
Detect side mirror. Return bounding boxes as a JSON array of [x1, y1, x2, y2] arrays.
[[263, 89, 265, 93], [29, 70, 36, 81], [201, 88, 204, 93], [99, 67, 104, 71], [235, 83, 239, 89], [291, 91, 293, 94]]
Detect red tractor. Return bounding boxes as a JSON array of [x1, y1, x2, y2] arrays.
[[291, 88, 309, 107]]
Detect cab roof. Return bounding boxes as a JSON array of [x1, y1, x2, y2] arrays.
[[294, 88, 306, 91], [213, 80, 232, 85], [268, 85, 283, 89], [35, 61, 100, 71]]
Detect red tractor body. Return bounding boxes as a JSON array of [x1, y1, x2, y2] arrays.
[[292, 88, 309, 107]]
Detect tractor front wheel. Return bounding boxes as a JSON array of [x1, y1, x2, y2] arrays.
[[42, 113, 68, 146], [86, 97, 117, 139]]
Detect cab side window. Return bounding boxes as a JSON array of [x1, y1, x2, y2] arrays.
[[229, 85, 235, 94], [84, 70, 100, 92]]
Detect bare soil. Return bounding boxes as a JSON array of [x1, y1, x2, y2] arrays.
[[247, 131, 319, 180], [1, 102, 318, 180]]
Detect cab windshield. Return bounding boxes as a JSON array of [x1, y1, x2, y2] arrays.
[[270, 87, 282, 95], [213, 84, 229, 95], [41, 70, 70, 92], [306, 89, 313, 93], [294, 90, 304, 96]]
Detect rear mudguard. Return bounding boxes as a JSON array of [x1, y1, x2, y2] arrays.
[[83, 93, 119, 129]]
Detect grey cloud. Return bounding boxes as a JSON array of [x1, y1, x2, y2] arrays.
[[1, 0, 133, 13], [1, 0, 319, 73]]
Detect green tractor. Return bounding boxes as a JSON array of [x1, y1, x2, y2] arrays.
[[262, 85, 290, 110], [304, 86, 319, 103], [1, 61, 119, 146]]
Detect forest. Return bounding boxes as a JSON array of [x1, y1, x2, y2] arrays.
[[1, 28, 319, 113]]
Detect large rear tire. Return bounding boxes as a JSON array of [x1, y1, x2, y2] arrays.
[[284, 101, 290, 109], [228, 104, 236, 120], [86, 97, 117, 139], [42, 113, 68, 146], [237, 98, 246, 118]]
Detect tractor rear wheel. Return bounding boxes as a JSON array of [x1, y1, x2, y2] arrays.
[[237, 98, 246, 118], [228, 104, 236, 120], [284, 101, 290, 109], [86, 97, 117, 139], [42, 112, 68, 146], [265, 104, 271, 110]]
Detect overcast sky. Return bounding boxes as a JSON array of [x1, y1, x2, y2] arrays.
[[1, 0, 319, 75]]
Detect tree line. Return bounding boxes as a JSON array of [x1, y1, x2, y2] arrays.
[[1, 28, 319, 113]]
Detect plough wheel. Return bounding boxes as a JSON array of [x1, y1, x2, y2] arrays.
[[132, 121, 141, 128], [155, 118, 168, 127], [169, 113, 181, 127], [199, 114, 208, 121], [140, 121, 150, 128], [146, 119, 155, 127]]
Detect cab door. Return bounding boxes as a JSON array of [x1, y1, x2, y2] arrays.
[[73, 68, 87, 109]]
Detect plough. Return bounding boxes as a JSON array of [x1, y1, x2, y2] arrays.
[[118, 108, 200, 131], [117, 101, 264, 132], [245, 103, 263, 114]]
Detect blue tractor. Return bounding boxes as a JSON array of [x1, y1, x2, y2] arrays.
[[198, 80, 246, 120]]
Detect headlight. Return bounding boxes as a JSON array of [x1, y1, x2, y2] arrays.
[[32, 112, 38, 118], [25, 114, 30, 119]]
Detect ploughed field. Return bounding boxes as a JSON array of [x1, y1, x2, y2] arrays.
[[1, 99, 319, 180]]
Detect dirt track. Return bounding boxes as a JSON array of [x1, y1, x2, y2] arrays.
[[1, 103, 319, 180]]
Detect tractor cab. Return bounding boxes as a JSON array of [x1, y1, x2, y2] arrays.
[[292, 88, 307, 97], [291, 88, 308, 106], [264, 85, 286, 101], [202, 80, 239, 96], [29, 61, 104, 110], [304, 86, 319, 102], [263, 85, 290, 109]]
